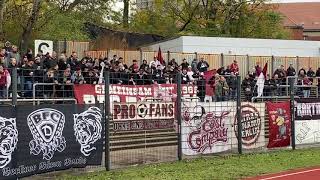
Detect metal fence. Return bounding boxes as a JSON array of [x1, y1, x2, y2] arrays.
[[87, 50, 320, 81], [2, 67, 320, 179]]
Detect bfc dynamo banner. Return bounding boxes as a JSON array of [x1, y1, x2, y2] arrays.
[[295, 99, 320, 145], [73, 84, 209, 104], [266, 101, 291, 148], [0, 105, 104, 179], [181, 102, 265, 156]]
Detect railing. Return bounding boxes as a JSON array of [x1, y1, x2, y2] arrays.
[[32, 83, 75, 105]]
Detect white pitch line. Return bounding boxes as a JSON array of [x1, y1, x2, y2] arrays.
[[259, 168, 320, 180]]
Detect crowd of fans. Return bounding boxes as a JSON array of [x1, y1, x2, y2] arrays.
[[0, 46, 319, 101]]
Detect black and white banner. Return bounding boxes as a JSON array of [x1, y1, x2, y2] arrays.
[[295, 99, 320, 145], [0, 104, 104, 180]]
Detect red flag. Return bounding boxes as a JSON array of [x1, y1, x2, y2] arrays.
[[262, 63, 268, 78], [157, 47, 164, 65]]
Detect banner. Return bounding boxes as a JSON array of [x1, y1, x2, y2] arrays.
[[234, 103, 265, 149], [73, 84, 203, 104], [295, 99, 320, 145], [112, 102, 175, 132], [0, 105, 104, 179], [181, 102, 235, 155], [266, 101, 291, 148]]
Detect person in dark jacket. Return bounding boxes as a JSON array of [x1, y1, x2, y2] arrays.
[[316, 67, 320, 94], [307, 67, 315, 82], [181, 59, 189, 70], [197, 58, 209, 72], [287, 64, 296, 77], [135, 69, 149, 85], [140, 60, 149, 72], [84, 69, 98, 84], [43, 69, 58, 98], [58, 68, 73, 98], [227, 72, 237, 101], [181, 69, 190, 84], [264, 74, 274, 97], [273, 74, 283, 96], [242, 75, 253, 101], [197, 74, 206, 102], [22, 59, 36, 97]]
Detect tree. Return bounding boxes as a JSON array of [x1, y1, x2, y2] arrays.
[[0, 0, 5, 41], [129, 0, 289, 39], [123, 0, 129, 28]]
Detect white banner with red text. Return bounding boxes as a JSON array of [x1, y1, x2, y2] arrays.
[[112, 102, 175, 132], [181, 102, 266, 155], [73, 84, 201, 104]]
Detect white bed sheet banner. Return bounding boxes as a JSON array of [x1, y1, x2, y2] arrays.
[[295, 120, 320, 145], [182, 102, 266, 156]]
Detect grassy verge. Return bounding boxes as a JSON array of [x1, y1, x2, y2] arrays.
[[59, 148, 320, 180]]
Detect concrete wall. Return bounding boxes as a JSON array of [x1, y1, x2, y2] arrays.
[[144, 36, 320, 57], [147, 37, 183, 53]]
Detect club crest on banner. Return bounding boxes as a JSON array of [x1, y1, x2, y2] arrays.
[[0, 117, 18, 168], [27, 109, 66, 160], [74, 107, 102, 156]]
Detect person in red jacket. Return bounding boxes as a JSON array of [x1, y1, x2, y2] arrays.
[[230, 60, 239, 75], [0, 64, 10, 98]]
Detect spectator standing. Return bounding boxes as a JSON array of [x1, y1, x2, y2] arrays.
[[191, 58, 198, 72], [287, 64, 296, 76], [298, 68, 307, 79], [227, 72, 237, 101], [140, 60, 149, 71], [215, 76, 229, 102], [217, 66, 225, 75], [197, 74, 206, 102], [71, 67, 85, 84], [43, 69, 58, 98], [307, 67, 315, 82], [43, 52, 58, 70], [224, 65, 232, 76], [316, 67, 320, 94], [168, 59, 178, 70], [242, 75, 253, 101], [181, 59, 189, 70], [273, 74, 283, 96], [197, 57, 209, 72], [58, 68, 73, 98], [58, 54, 69, 71], [8, 45, 21, 65], [302, 76, 312, 98], [230, 60, 239, 75], [264, 75, 274, 97], [68, 52, 80, 72], [181, 69, 190, 84], [0, 65, 10, 98], [129, 60, 139, 73], [22, 59, 36, 97]]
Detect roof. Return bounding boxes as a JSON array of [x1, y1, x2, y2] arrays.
[[275, 2, 320, 30]]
